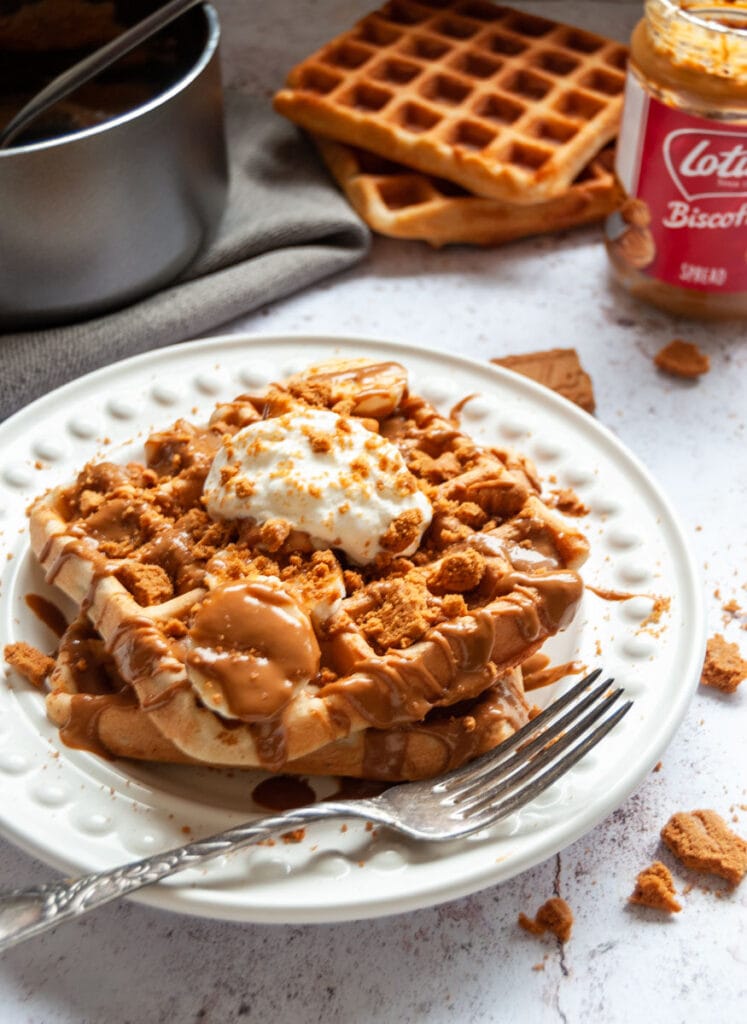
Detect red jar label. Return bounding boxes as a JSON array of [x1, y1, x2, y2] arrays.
[[613, 70, 747, 294]]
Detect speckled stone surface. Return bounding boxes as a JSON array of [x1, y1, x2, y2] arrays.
[[1, 2, 745, 1021]]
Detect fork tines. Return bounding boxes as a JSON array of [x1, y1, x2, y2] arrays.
[[435, 669, 632, 826]]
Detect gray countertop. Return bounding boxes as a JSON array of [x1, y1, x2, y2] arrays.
[[1, 2, 745, 1021]]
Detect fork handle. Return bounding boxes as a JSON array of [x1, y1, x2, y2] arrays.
[[0, 801, 378, 952]]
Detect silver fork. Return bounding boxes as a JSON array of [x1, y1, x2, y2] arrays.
[[0, 669, 629, 951]]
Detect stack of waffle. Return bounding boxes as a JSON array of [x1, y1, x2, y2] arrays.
[[11, 359, 589, 782], [274, 0, 627, 246]]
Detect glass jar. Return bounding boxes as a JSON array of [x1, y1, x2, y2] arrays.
[[606, 1, 747, 318]]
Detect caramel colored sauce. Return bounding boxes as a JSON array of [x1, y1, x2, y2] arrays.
[[25, 593, 68, 638], [251, 774, 316, 811], [58, 616, 124, 695], [58, 692, 137, 760], [448, 393, 480, 425], [587, 585, 637, 602], [522, 655, 585, 692], [320, 565, 581, 731], [187, 580, 320, 722]]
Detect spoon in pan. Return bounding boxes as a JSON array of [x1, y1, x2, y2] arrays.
[[0, 0, 202, 149]]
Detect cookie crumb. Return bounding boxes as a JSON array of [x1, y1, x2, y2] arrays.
[[114, 562, 173, 605], [629, 861, 681, 913], [380, 508, 423, 554], [546, 487, 590, 517], [654, 340, 710, 379], [492, 349, 595, 413], [661, 810, 747, 885], [428, 548, 485, 594], [518, 897, 573, 943], [3, 641, 54, 689], [358, 576, 435, 651], [700, 634, 747, 693], [281, 828, 305, 844]]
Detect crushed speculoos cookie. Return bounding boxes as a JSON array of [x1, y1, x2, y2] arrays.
[[661, 810, 747, 886], [518, 897, 574, 943], [654, 340, 710, 379], [287, 378, 332, 408], [700, 634, 747, 693], [546, 487, 590, 517], [343, 569, 364, 594], [380, 508, 423, 554], [219, 464, 239, 485], [720, 597, 745, 628], [3, 642, 55, 689], [358, 577, 434, 651], [281, 828, 306, 844], [78, 489, 105, 515], [234, 478, 255, 500], [115, 562, 173, 605], [441, 593, 467, 619], [452, 501, 488, 529], [259, 518, 292, 553], [304, 427, 332, 453], [492, 349, 595, 413], [428, 547, 485, 594], [629, 861, 681, 913], [638, 595, 671, 637]]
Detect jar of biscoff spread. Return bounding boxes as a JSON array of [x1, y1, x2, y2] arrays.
[[606, 0, 747, 318]]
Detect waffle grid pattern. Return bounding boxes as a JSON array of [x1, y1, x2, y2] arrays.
[[27, 365, 589, 774], [316, 138, 623, 245], [275, 0, 627, 202]]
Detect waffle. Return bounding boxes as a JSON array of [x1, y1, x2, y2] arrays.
[[281, 667, 527, 780], [25, 358, 588, 776], [273, 1, 627, 204], [315, 137, 623, 246], [45, 627, 527, 781]]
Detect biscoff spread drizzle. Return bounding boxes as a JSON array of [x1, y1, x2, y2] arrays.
[[358, 675, 528, 781], [186, 580, 320, 722], [24, 357, 588, 772]]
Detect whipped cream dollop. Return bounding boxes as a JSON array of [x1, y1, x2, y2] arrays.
[[203, 408, 432, 565]]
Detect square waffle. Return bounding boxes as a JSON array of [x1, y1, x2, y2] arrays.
[[274, 1, 628, 203], [42, 627, 528, 781], [315, 137, 624, 246], [9, 359, 589, 781]]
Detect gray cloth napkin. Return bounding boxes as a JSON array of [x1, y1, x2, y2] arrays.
[[1, 91, 370, 422]]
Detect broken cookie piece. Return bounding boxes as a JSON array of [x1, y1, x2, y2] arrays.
[[661, 810, 747, 886], [654, 340, 710, 379], [518, 897, 574, 943], [700, 634, 747, 694], [492, 349, 595, 413], [3, 641, 55, 689], [629, 861, 681, 913]]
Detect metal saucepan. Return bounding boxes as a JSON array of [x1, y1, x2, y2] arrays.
[[0, 2, 228, 329]]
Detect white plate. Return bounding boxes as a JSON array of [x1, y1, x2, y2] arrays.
[[0, 334, 704, 923]]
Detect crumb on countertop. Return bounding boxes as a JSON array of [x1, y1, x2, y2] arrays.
[[653, 340, 710, 379], [661, 810, 747, 886], [518, 897, 574, 943], [629, 861, 681, 913], [700, 634, 747, 693]]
